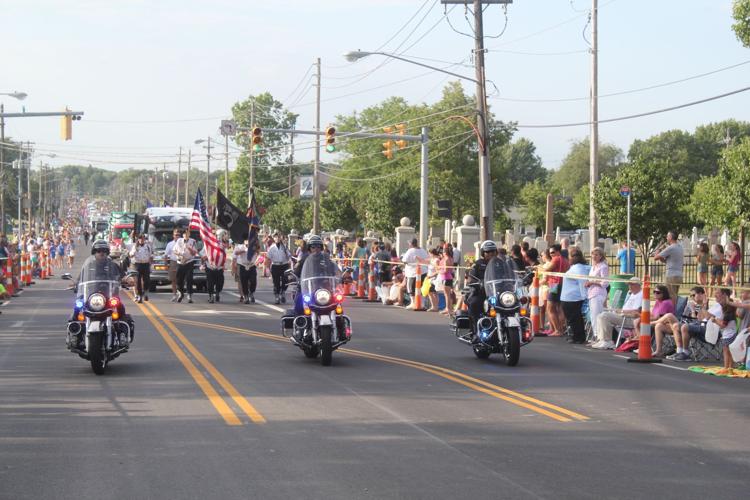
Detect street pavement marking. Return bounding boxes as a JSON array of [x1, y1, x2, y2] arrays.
[[130, 296, 242, 426], [169, 317, 588, 423], [183, 309, 270, 316], [141, 300, 266, 424], [225, 291, 285, 313]]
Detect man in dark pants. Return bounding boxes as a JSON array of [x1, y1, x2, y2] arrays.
[[268, 232, 291, 304], [174, 229, 197, 303], [129, 233, 153, 303], [466, 240, 498, 339]]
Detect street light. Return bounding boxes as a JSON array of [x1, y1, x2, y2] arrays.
[[344, 50, 494, 241], [194, 137, 212, 198], [0, 91, 28, 233]]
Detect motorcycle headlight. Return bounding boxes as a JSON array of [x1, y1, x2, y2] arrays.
[[499, 292, 517, 308], [88, 293, 106, 311], [314, 289, 331, 306]]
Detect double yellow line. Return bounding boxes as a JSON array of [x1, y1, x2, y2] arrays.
[[130, 295, 266, 426], [170, 317, 589, 423]]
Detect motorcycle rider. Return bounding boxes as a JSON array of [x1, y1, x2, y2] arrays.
[[466, 240, 499, 339], [291, 235, 325, 314], [71, 239, 135, 342]]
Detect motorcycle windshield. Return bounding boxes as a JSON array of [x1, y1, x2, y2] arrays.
[[484, 256, 518, 297], [77, 256, 121, 298], [300, 254, 340, 295]]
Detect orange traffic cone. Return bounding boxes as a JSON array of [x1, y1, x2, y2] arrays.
[[365, 261, 378, 302], [628, 276, 661, 364]]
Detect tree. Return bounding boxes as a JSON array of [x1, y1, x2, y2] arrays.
[[320, 187, 359, 232], [550, 138, 623, 196], [262, 196, 312, 234], [733, 0, 750, 47], [688, 175, 732, 230], [518, 181, 572, 231], [594, 159, 690, 267], [628, 129, 713, 182], [492, 137, 548, 206], [568, 185, 590, 229]]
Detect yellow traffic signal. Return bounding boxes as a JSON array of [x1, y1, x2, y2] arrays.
[[251, 126, 262, 152], [61, 107, 72, 141], [395, 123, 407, 149], [325, 126, 336, 153], [382, 140, 394, 160]]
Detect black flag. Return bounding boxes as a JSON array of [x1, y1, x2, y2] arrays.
[[215, 189, 248, 243]]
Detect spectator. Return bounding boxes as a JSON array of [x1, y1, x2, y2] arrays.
[[633, 285, 674, 356], [401, 238, 429, 310], [725, 241, 741, 292], [561, 248, 590, 344], [592, 277, 643, 350], [353, 238, 369, 285], [617, 241, 636, 275], [439, 244, 455, 316], [695, 242, 709, 288], [426, 248, 441, 312], [716, 297, 738, 372], [654, 231, 684, 300], [585, 246, 609, 339], [386, 267, 407, 306], [560, 237, 570, 259], [541, 243, 569, 336], [653, 286, 704, 357], [667, 287, 727, 361], [524, 247, 540, 267], [510, 244, 525, 271], [708, 243, 725, 297]]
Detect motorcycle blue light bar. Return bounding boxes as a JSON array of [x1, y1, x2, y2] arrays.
[[303, 295, 312, 303], [75, 300, 84, 309]]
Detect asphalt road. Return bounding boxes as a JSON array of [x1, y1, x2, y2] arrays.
[[1, 255, 748, 500]]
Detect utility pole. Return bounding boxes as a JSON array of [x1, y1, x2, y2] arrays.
[[162, 163, 167, 204], [205, 137, 211, 198], [289, 121, 295, 196], [185, 149, 191, 206], [589, 0, 599, 252], [38, 161, 43, 232], [313, 57, 321, 234], [15, 160, 21, 236], [27, 141, 32, 233], [248, 100, 256, 205], [1, 103, 5, 231], [177, 147, 182, 207], [224, 133, 229, 195], [420, 127, 429, 248]]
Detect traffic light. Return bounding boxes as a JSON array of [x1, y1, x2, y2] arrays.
[[61, 107, 72, 141], [382, 127, 394, 159], [395, 123, 407, 150], [437, 199, 452, 219], [325, 126, 336, 153], [251, 126, 262, 152]]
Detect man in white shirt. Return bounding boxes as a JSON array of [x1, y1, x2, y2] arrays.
[[129, 233, 154, 303], [234, 238, 259, 304], [164, 229, 181, 301], [401, 238, 429, 310], [267, 233, 291, 304], [173, 229, 198, 303], [668, 287, 727, 361], [592, 277, 643, 350]]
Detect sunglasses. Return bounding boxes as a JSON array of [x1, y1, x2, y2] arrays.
[[94, 249, 108, 253], [653, 291, 662, 295]]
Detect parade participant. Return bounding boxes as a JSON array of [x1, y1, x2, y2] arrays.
[[466, 240, 498, 337], [129, 233, 154, 303], [201, 230, 228, 304], [173, 229, 198, 303], [268, 232, 292, 304], [164, 229, 181, 301]]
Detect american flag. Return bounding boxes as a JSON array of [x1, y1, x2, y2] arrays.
[[190, 188, 226, 269]]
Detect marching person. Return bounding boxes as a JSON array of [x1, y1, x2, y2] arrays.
[[268, 232, 292, 304], [129, 233, 154, 303], [174, 229, 198, 303], [164, 229, 181, 302], [201, 230, 227, 304], [234, 237, 259, 304]]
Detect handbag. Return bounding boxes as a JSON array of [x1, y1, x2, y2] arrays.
[[729, 329, 750, 362], [421, 277, 432, 297], [704, 320, 720, 345]]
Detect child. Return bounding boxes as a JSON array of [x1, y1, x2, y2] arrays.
[[725, 241, 740, 293], [709, 244, 725, 297], [713, 300, 737, 372], [695, 242, 709, 288]]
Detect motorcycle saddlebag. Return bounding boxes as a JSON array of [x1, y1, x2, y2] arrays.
[[453, 311, 471, 331]]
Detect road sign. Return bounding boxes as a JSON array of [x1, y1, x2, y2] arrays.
[[619, 186, 631, 197], [220, 120, 237, 136]]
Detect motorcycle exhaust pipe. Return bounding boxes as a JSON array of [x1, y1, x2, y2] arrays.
[[67, 322, 82, 335]]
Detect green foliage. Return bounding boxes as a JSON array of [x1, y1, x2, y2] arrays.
[[492, 137, 548, 206], [568, 184, 590, 229], [732, 0, 750, 47], [262, 196, 311, 234], [594, 160, 690, 257], [628, 129, 714, 182], [689, 175, 731, 229], [320, 188, 359, 232], [550, 138, 623, 196], [518, 181, 572, 231]]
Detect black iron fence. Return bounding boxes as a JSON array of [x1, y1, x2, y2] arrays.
[[604, 253, 750, 286]]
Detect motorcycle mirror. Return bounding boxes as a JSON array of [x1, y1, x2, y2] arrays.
[[61, 273, 72, 280]]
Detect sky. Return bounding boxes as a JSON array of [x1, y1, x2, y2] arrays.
[[2, 0, 748, 176]]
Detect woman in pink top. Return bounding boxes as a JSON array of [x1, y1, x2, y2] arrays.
[[439, 245, 455, 315], [725, 241, 741, 292], [634, 284, 675, 355], [584, 247, 609, 343]]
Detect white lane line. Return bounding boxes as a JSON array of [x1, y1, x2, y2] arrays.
[[612, 354, 630, 360], [225, 291, 285, 313], [183, 309, 270, 317], [655, 363, 689, 371]]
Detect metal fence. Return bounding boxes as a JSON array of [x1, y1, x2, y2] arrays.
[[603, 253, 750, 286]]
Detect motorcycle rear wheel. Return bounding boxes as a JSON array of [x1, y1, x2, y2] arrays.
[[89, 333, 107, 375], [319, 326, 333, 366]]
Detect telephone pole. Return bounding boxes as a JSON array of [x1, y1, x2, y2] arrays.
[[248, 100, 256, 205], [185, 149, 191, 206], [589, 0, 599, 252], [176, 147, 182, 207], [27, 141, 32, 233], [205, 137, 212, 198], [224, 134, 229, 195], [162, 163, 167, 204], [313, 57, 322, 234]]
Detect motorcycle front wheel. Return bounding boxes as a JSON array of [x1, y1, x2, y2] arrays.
[[319, 325, 333, 366], [503, 327, 521, 366], [88, 332, 107, 375], [303, 345, 319, 358]]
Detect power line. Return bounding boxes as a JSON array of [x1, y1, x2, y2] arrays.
[[514, 84, 750, 128]]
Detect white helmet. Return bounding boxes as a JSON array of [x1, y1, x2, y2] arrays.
[[480, 240, 497, 254]]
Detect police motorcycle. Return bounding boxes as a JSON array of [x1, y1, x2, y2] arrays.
[[281, 240, 352, 366], [452, 255, 533, 366], [63, 240, 135, 375]]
